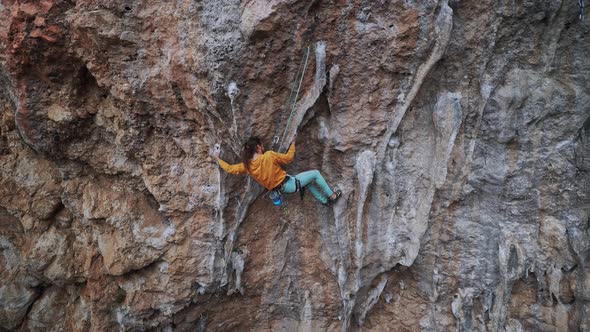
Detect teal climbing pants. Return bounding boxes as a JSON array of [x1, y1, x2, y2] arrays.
[[280, 170, 334, 204]]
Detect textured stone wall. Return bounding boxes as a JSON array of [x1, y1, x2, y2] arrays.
[[1, 0, 589, 330]]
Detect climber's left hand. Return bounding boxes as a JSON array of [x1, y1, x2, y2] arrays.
[[211, 144, 221, 160]]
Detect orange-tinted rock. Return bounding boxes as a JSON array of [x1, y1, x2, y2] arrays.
[[33, 16, 45, 26], [19, 3, 39, 16]]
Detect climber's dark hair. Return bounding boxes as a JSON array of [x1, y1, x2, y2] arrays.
[[242, 136, 262, 170]]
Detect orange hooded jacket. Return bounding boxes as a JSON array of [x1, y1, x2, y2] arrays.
[[217, 143, 295, 190]]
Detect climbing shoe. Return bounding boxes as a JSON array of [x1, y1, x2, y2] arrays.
[[327, 189, 342, 204]]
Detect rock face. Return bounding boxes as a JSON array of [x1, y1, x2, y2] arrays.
[[1, 0, 589, 330]]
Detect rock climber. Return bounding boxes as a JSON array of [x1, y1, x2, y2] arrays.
[[212, 136, 342, 205]]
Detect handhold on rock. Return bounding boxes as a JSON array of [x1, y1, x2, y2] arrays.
[[226, 82, 240, 104], [211, 143, 221, 160]]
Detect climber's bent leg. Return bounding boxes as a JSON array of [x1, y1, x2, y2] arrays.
[[295, 170, 334, 198], [305, 183, 328, 204], [280, 175, 328, 203]]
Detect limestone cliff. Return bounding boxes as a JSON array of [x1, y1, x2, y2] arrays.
[[1, 0, 589, 331]]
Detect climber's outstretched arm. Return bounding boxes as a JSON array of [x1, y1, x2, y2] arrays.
[[271, 143, 296, 165], [217, 158, 247, 174], [212, 144, 247, 174]]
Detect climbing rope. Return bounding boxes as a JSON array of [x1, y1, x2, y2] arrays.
[[581, 0, 585, 21], [270, 46, 311, 152], [271, 49, 305, 150]]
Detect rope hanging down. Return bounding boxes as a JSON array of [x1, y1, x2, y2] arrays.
[[271, 49, 306, 149], [271, 46, 311, 152], [581, 0, 585, 21]]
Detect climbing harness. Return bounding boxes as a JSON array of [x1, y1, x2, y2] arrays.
[[268, 175, 305, 206], [270, 46, 311, 152], [581, 0, 585, 21]]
